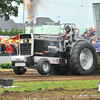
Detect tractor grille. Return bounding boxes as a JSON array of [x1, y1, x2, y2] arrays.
[[19, 34, 32, 55], [20, 43, 31, 55]]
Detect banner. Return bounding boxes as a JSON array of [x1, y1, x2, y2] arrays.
[[23, 0, 36, 24], [23, 0, 25, 10], [92, 3, 100, 37]]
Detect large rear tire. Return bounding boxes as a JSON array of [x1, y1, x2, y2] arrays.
[[13, 66, 26, 75], [68, 41, 97, 75], [37, 58, 51, 75]]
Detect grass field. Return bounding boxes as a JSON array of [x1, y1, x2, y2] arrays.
[[0, 69, 33, 71], [0, 80, 99, 94], [0, 69, 13, 71]]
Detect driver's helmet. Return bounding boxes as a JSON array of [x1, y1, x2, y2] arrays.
[[65, 26, 71, 33]]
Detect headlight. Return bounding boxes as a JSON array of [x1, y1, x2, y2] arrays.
[[29, 39, 32, 43], [20, 39, 24, 43], [19, 39, 31, 43]]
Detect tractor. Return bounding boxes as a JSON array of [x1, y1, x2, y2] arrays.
[[11, 23, 97, 75]]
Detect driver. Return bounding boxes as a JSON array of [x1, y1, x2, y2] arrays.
[[62, 26, 71, 39], [61, 26, 71, 50]]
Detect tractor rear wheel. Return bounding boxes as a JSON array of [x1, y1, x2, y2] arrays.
[[68, 41, 97, 75]]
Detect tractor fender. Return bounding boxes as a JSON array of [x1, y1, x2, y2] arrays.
[[70, 39, 89, 55]]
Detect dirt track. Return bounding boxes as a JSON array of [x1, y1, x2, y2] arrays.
[[0, 69, 100, 100], [0, 68, 100, 82]]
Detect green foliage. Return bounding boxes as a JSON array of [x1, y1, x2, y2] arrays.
[[3, 29, 9, 36], [0, 0, 23, 21], [0, 63, 12, 69], [0, 28, 23, 36]]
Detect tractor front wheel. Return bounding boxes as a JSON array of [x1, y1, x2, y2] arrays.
[[13, 66, 26, 75], [37, 58, 51, 75]]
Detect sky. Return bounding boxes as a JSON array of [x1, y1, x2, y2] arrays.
[[10, 0, 100, 27]]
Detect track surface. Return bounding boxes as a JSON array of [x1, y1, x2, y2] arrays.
[[0, 68, 100, 82], [0, 69, 100, 100]]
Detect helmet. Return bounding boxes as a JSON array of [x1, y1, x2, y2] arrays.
[[65, 26, 71, 30], [65, 26, 71, 33]]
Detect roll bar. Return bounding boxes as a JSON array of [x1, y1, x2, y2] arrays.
[[59, 23, 77, 42]]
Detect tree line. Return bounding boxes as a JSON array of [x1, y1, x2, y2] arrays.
[[0, 28, 23, 36]]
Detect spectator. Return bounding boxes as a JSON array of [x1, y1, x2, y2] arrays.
[[84, 34, 88, 39], [88, 27, 92, 34], [88, 27, 91, 32], [5, 42, 13, 55], [88, 36, 92, 43], [87, 31, 92, 40], [77, 30, 81, 35], [10, 41, 17, 55], [91, 28, 94, 31], [1, 40, 7, 55], [90, 35, 96, 44], [84, 29, 88, 35], [81, 32, 85, 38], [75, 30, 82, 39], [15, 43, 18, 48], [15, 43, 19, 55], [90, 28, 95, 36]]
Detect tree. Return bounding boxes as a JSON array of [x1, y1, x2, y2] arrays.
[[0, 0, 23, 21]]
